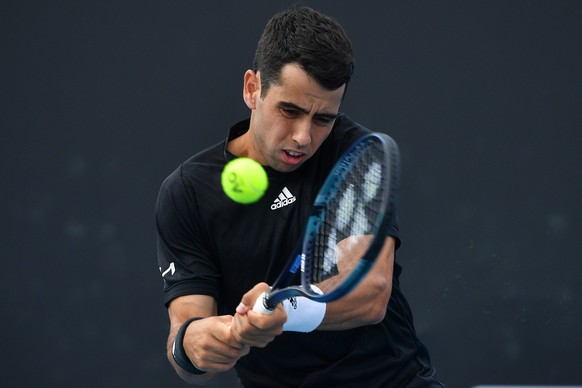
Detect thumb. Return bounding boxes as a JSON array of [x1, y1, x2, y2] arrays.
[[237, 282, 271, 314], [235, 302, 248, 314]]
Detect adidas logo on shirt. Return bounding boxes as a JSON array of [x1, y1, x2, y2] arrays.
[[271, 187, 296, 210]]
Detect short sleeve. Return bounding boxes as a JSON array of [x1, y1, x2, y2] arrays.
[[155, 166, 220, 306]]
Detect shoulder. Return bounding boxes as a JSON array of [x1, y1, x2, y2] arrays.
[[181, 141, 226, 177], [333, 113, 370, 134], [162, 141, 225, 187], [331, 114, 371, 145], [173, 118, 249, 183], [318, 114, 372, 158], [157, 140, 226, 213]]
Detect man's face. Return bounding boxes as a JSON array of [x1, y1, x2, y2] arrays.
[[244, 63, 345, 172]]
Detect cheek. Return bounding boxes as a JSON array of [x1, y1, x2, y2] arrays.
[[268, 117, 293, 140]]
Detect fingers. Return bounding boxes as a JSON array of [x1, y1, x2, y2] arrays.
[[231, 283, 287, 348], [183, 315, 249, 373], [182, 282, 288, 374], [238, 282, 271, 313]]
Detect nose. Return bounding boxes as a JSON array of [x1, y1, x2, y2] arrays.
[[292, 118, 312, 147]]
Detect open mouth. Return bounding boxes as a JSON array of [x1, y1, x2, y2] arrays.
[[286, 150, 303, 157], [283, 149, 306, 164]]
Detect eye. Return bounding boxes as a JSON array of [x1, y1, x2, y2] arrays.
[[313, 115, 334, 126], [281, 107, 300, 118]]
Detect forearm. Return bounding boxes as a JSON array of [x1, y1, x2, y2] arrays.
[[166, 326, 217, 385], [166, 296, 243, 384], [316, 237, 395, 330], [318, 275, 392, 330]]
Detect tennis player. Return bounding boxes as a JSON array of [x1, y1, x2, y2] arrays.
[[156, 6, 444, 387]]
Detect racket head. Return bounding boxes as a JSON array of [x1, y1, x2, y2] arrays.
[[299, 133, 400, 302], [260, 132, 400, 310]]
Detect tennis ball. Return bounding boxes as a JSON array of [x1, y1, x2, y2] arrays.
[[221, 157, 268, 204]]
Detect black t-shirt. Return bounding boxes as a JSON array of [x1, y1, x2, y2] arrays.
[[156, 114, 436, 387]]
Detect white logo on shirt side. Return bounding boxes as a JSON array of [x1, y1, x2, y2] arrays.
[[159, 262, 175, 277]]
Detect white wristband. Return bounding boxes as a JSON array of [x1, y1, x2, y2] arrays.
[[282, 285, 326, 333]]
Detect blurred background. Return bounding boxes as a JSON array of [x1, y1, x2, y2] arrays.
[[2, 1, 580, 387]]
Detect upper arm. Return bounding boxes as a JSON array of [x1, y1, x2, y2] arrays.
[[156, 170, 221, 307]]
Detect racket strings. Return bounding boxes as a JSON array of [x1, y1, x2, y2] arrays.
[[310, 138, 387, 287]]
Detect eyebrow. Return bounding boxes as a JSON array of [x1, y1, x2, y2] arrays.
[[278, 101, 338, 121]]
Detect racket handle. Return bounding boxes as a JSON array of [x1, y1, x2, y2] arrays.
[[251, 292, 275, 314]]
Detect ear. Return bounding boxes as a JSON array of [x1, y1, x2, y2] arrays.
[[243, 70, 261, 110]]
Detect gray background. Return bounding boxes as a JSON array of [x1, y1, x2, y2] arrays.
[[2, 1, 580, 387]]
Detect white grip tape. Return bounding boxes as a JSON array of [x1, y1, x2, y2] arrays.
[[251, 287, 326, 333], [252, 291, 274, 314], [282, 285, 326, 333]]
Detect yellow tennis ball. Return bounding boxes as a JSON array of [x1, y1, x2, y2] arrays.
[[221, 157, 268, 204]]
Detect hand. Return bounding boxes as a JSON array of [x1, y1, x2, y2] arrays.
[[230, 282, 287, 348], [183, 315, 250, 373]]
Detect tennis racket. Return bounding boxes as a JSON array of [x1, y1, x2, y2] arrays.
[[253, 132, 400, 313]]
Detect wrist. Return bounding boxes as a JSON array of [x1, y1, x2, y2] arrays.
[[172, 317, 206, 375], [282, 285, 326, 333]]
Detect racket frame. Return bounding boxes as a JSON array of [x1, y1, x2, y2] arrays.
[[260, 133, 400, 310]]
